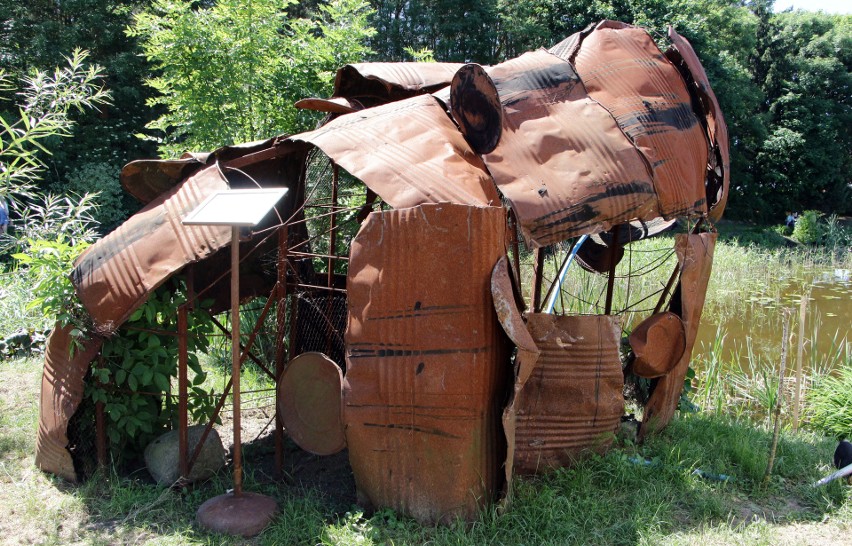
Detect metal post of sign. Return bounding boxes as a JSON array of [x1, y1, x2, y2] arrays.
[[183, 187, 287, 538]]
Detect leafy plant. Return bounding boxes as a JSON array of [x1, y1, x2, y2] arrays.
[[792, 210, 824, 245], [128, 0, 375, 157], [0, 49, 110, 203], [88, 282, 217, 455]]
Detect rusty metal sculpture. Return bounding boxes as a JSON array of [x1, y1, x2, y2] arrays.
[[36, 20, 727, 526]]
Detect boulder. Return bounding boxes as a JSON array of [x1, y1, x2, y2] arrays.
[[144, 425, 225, 485]]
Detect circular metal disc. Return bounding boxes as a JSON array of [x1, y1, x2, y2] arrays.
[[277, 352, 346, 456], [629, 312, 686, 378], [196, 491, 277, 537], [450, 63, 503, 154]]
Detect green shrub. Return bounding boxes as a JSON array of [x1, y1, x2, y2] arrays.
[[792, 210, 824, 245], [65, 162, 129, 231]]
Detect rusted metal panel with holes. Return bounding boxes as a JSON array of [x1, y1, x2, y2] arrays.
[[35, 324, 104, 482], [343, 203, 509, 525], [483, 50, 659, 247], [571, 21, 710, 219], [510, 314, 624, 475], [71, 165, 231, 334]]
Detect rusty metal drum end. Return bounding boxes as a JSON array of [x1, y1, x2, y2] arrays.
[[196, 491, 277, 537]]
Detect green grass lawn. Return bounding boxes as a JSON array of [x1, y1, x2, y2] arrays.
[[1, 355, 849, 545]]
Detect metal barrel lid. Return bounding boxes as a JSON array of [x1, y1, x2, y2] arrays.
[[450, 64, 503, 154], [277, 352, 346, 456], [629, 312, 686, 378]]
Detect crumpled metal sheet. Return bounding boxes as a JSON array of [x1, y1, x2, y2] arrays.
[[35, 324, 103, 482], [511, 314, 624, 474], [71, 164, 231, 334], [483, 50, 658, 247], [333, 62, 464, 107], [343, 203, 509, 525], [665, 27, 730, 221], [640, 233, 716, 438], [294, 94, 501, 210], [571, 21, 710, 219]]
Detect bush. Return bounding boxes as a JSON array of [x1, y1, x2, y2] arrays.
[[792, 210, 824, 245], [65, 162, 130, 231]]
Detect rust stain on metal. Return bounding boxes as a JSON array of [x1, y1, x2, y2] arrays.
[[483, 50, 658, 246], [665, 27, 730, 221], [571, 21, 710, 219], [640, 233, 716, 438], [35, 324, 104, 481], [72, 164, 231, 334], [629, 312, 686, 378], [343, 203, 508, 525], [511, 314, 624, 474], [295, 95, 500, 210]]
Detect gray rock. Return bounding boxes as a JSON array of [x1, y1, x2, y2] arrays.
[[144, 425, 226, 485]]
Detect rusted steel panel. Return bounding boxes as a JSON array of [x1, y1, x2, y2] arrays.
[[72, 165, 231, 334], [511, 314, 624, 474], [35, 324, 104, 482], [572, 21, 710, 218], [665, 27, 730, 221], [294, 96, 364, 114], [120, 138, 280, 205], [482, 50, 658, 246], [333, 62, 464, 107], [294, 95, 501, 210], [343, 203, 509, 525], [640, 233, 716, 438]]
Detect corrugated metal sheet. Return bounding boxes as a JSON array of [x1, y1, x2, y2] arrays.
[[71, 164, 231, 334], [640, 233, 716, 438], [483, 50, 659, 247], [343, 203, 508, 525], [511, 314, 624, 474], [333, 62, 464, 107], [665, 27, 730, 221], [295, 94, 501, 210], [35, 324, 104, 482], [571, 21, 710, 219]]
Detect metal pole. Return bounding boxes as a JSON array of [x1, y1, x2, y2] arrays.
[[231, 225, 242, 497], [178, 304, 189, 478], [275, 225, 288, 476], [532, 248, 545, 312], [604, 225, 621, 315]]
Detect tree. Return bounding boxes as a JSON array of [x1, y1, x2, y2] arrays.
[[128, 0, 376, 157]]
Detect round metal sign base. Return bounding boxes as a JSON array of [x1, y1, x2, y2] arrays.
[[196, 491, 277, 537]]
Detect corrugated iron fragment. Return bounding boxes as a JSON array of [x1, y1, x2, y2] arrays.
[[71, 164, 232, 334], [511, 314, 624, 474], [294, 96, 364, 114], [35, 324, 103, 482], [572, 21, 709, 219], [640, 233, 716, 438], [333, 62, 464, 107], [665, 27, 730, 221], [294, 95, 500, 210], [344, 203, 508, 525], [629, 312, 686, 378], [483, 50, 659, 246]]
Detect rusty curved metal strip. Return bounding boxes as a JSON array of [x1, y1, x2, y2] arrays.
[[293, 94, 501, 209], [665, 27, 730, 222], [572, 21, 710, 219], [72, 164, 232, 334], [35, 324, 104, 482], [640, 232, 716, 438], [343, 203, 508, 525], [483, 50, 659, 247], [333, 62, 465, 107]]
